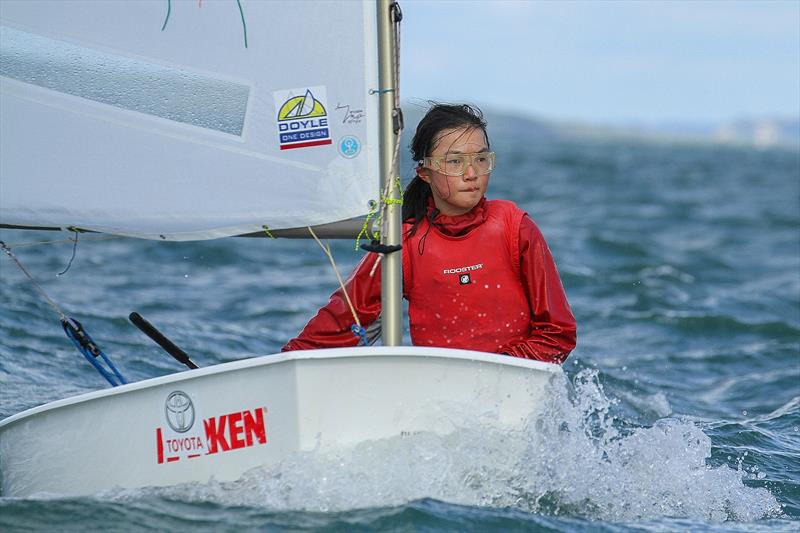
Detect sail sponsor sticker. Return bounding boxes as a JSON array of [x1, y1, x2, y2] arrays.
[[155, 390, 268, 464], [338, 135, 361, 158], [274, 86, 332, 150]]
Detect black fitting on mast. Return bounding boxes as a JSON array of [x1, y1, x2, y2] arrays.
[[390, 2, 403, 134], [361, 240, 402, 254], [393, 107, 404, 134]]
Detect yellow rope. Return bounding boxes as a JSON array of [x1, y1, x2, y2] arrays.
[[355, 201, 380, 250], [307, 226, 361, 329], [262, 225, 276, 239], [357, 177, 403, 250]]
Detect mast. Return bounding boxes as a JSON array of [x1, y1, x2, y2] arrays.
[[377, 0, 403, 346]]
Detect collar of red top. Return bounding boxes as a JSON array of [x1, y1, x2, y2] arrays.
[[426, 196, 488, 237]]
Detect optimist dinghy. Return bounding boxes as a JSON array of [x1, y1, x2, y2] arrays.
[[0, 347, 561, 497], [0, 0, 562, 497]]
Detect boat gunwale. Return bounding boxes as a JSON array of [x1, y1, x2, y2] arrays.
[[0, 346, 561, 428]]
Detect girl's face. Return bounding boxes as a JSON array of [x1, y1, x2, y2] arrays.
[[417, 126, 490, 216]]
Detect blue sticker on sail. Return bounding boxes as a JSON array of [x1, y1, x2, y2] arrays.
[[274, 86, 333, 150], [339, 136, 361, 158], [280, 128, 330, 144]]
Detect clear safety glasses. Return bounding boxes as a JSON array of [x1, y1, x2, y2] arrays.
[[423, 151, 496, 177]]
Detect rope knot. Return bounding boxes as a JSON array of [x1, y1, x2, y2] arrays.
[[351, 324, 368, 345]]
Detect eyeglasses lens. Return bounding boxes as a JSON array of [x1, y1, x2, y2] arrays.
[[441, 153, 494, 176]]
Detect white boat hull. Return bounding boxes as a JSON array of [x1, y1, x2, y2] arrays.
[[0, 347, 562, 497]]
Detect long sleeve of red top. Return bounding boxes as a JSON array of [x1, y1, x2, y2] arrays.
[[282, 216, 576, 363], [500, 215, 577, 363], [282, 253, 383, 351]]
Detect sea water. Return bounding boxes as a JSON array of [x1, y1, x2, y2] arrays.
[[0, 120, 798, 531]]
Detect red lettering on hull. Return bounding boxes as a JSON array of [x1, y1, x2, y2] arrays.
[[156, 407, 268, 464], [243, 408, 267, 446], [204, 415, 230, 454], [157, 427, 164, 464], [228, 412, 245, 450]]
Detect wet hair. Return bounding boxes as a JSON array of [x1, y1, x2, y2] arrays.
[[403, 103, 489, 235]]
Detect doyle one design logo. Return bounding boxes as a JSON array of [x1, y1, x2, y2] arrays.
[[165, 391, 195, 433], [274, 86, 332, 150]]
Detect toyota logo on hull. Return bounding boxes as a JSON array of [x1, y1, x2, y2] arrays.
[[165, 391, 195, 433]]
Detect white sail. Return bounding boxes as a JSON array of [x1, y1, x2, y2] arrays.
[[0, 0, 379, 240]]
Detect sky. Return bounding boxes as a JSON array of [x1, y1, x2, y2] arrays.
[[400, 0, 800, 125]]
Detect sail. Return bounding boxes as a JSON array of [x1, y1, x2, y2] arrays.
[[0, 0, 379, 240]]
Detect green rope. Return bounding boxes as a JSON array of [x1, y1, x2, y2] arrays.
[[262, 225, 276, 239], [161, 0, 171, 31], [356, 177, 403, 250], [236, 0, 248, 48], [355, 201, 380, 250]]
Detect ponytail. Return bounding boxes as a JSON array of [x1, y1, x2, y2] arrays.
[[402, 176, 431, 236]]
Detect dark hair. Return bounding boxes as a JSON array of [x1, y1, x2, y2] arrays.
[[403, 103, 489, 234]]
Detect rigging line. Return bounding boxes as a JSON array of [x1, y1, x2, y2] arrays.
[[355, 200, 379, 250], [1, 242, 127, 386], [369, 253, 381, 277], [307, 226, 361, 330], [63, 318, 127, 386], [0, 241, 69, 322], [161, 0, 172, 31], [378, 7, 403, 242], [236, 0, 248, 48], [0, 235, 120, 249], [377, 134, 403, 241], [56, 229, 79, 276], [392, 2, 402, 111]]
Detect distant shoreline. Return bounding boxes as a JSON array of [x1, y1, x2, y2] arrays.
[[401, 101, 800, 151]]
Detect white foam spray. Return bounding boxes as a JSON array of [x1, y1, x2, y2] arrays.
[[118, 370, 783, 522]]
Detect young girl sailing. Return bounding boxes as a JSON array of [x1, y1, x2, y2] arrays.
[[283, 104, 576, 363]]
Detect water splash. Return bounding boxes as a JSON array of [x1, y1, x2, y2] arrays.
[[513, 370, 782, 521], [110, 370, 782, 522]]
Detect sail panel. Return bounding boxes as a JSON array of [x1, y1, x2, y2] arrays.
[[1, 27, 250, 136], [0, 0, 380, 240]]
